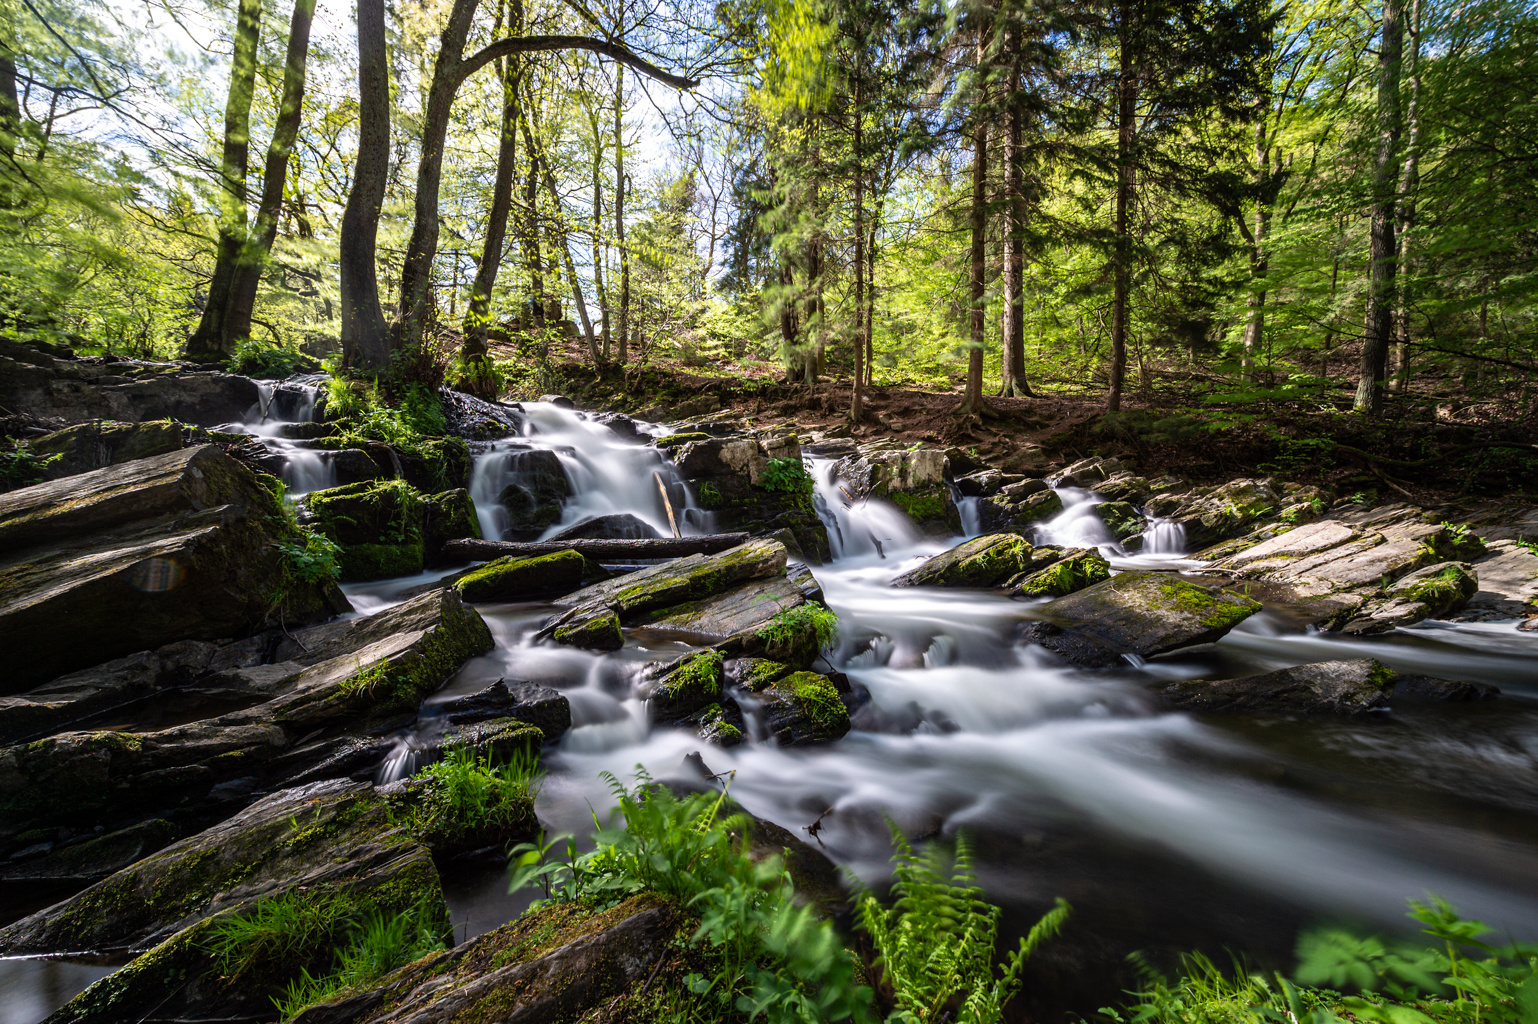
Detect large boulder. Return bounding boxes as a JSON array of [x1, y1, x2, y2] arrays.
[[0, 446, 344, 690], [303, 478, 426, 581], [0, 589, 493, 836], [1007, 549, 1111, 598], [743, 669, 851, 745], [677, 434, 831, 562], [456, 549, 587, 602], [1025, 572, 1262, 666], [549, 513, 660, 540], [1160, 659, 1397, 715], [422, 487, 480, 567], [834, 445, 958, 534], [17, 782, 450, 1024], [890, 533, 1036, 588], [980, 488, 1063, 533], [435, 678, 571, 742], [23, 419, 184, 481]]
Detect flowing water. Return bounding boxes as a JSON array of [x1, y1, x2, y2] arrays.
[[222, 377, 337, 494], [14, 407, 1538, 1022], [372, 420, 1538, 1006]]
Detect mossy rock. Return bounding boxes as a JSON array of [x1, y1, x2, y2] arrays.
[[647, 650, 724, 725], [1387, 561, 1478, 615], [748, 671, 850, 745], [457, 549, 586, 602], [423, 487, 480, 566], [340, 541, 424, 581], [1009, 550, 1111, 598], [738, 602, 837, 667], [1095, 500, 1144, 541], [392, 772, 540, 861], [397, 436, 472, 492], [1161, 658, 1397, 715], [27, 419, 184, 480], [891, 486, 961, 532], [1011, 489, 1063, 525], [1040, 571, 1262, 659], [553, 608, 623, 650], [654, 431, 711, 451], [891, 533, 1034, 588], [304, 478, 425, 548]]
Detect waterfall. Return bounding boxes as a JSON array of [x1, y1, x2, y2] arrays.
[[1032, 487, 1121, 555], [468, 402, 701, 542], [953, 486, 982, 537], [809, 457, 925, 561], [1141, 517, 1188, 556], [228, 379, 338, 495]]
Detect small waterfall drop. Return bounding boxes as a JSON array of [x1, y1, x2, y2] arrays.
[[228, 378, 337, 495], [1141, 517, 1188, 556], [1033, 487, 1121, 554], [954, 488, 982, 537], [810, 457, 926, 561], [469, 402, 700, 541]]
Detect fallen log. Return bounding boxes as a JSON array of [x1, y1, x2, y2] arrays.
[[443, 533, 752, 562]]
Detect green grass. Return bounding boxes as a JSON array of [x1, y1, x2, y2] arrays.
[[414, 744, 541, 830]]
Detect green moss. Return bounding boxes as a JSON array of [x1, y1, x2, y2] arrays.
[[456, 549, 584, 602], [666, 650, 725, 706], [553, 609, 623, 649], [1150, 577, 1264, 629], [655, 431, 711, 451], [339, 541, 424, 581], [1366, 659, 1399, 690], [778, 671, 849, 738], [891, 488, 952, 524], [1012, 552, 1110, 598], [1009, 489, 1063, 525], [735, 658, 793, 692]]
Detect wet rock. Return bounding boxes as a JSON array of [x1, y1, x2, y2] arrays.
[[638, 575, 806, 640], [1008, 549, 1111, 598], [0, 590, 492, 832], [0, 447, 344, 691], [592, 411, 644, 442], [1456, 540, 1538, 621], [438, 678, 572, 742], [553, 608, 623, 650], [437, 387, 523, 440], [549, 512, 660, 540], [395, 436, 472, 493], [646, 650, 726, 726], [1333, 562, 1479, 634], [891, 533, 1035, 588], [330, 446, 385, 484], [1038, 572, 1262, 662], [1095, 473, 1155, 504], [743, 670, 852, 745], [1095, 500, 1144, 541], [1048, 457, 1125, 488], [304, 478, 427, 581], [1395, 674, 1499, 701], [999, 477, 1048, 500], [0, 347, 264, 426], [1014, 621, 1125, 668], [0, 818, 178, 883], [422, 487, 480, 567], [1160, 659, 1397, 715], [456, 549, 586, 602], [678, 435, 829, 561], [24, 419, 183, 481], [980, 488, 1062, 532], [0, 779, 445, 956], [955, 470, 1003, 496], [494, 448, 571, 539], [542, 539, 788, 644]]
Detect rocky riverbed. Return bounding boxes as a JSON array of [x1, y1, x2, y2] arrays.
[[2, 337, 1536, 1023]]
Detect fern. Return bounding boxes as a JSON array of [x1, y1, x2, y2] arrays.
[[856, 825, 1070, 1024]]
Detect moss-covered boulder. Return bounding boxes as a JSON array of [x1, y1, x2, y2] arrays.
[[678, 435, 831, 562], [980, 488, 1063, 533], [891, 533, 1035, 588], [1095, 500, 1144, 541], [422, 487, 480, 566], [743, 670, 850, 745], [456, 549, 586, 602], [1160, 658, 1397, 715], [25, 418, 183, 481], [553, 608, 623, 650], [397, 435, 472, 492], [646, 650, 725, 725], [1332, 561, 1479, 634], [304, 478, 426, 581], [1034, 571, 1262, 663], [1008, 550, 1111, 598], [0, 446, 343, 690], [890, 486, 962, 534]]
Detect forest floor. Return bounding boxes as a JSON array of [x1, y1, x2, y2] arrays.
[[492, 336, 1538, 509]]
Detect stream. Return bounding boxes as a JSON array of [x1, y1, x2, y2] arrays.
[[9, 400, 1538, 1023]]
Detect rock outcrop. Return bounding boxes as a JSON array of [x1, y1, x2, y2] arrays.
[[675, 431, 832, 560], [0, 446, 345, 689], [1160, 659, 1397, 715]]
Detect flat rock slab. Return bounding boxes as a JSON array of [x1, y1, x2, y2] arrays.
[[1456, 541, 1538, 620], [637, 575, 806, 640], [890, 533, 1034, 588], [0, 779, 437, 955], [1038, 571, 1262, 659], [1160, 658, 1397, 715]]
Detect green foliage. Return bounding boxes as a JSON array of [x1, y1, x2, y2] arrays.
[[508, 768, 872, 1023], [325, 377, 446, 447], [267, 479, 342, 608], [757, 603, 840, 652], [856, 827, 1070, 1024], [761, 457, 815, 495], [226, 340, 320, 378], [274, 902, 446, 1020], [414, 744, 542, 831], [0, 442, 61, 489], [1105, 896, 1538, 1024]]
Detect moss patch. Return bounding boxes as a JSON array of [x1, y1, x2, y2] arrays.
[[1011, 552, 1111, 598], [457, 549, 586, 602]]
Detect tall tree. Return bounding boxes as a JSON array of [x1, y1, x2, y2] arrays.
[[338, 0, 391, 368], [1355, 0, 1403, 414]]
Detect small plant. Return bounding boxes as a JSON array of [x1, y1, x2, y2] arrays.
[[756, 603, 840, 653], [415, 744, 541, 829], [274, 901, 446, 1018], [227, 339, 319, 378], [0, 442, 60, 489], [761, 457, 815, 495], [856, 827, 1070, 1024]]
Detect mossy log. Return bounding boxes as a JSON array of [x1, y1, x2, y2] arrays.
[[445, 533, 750, 561]]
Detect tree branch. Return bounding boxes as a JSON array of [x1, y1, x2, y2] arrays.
[[458, 34, 698, 90]]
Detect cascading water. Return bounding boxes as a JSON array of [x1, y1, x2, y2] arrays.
[[225, 378, 337, 495], [469, 403, 701, 541], [1033, 486, 1120, 552], [1141, 516, 1188, 556], [319, 428, 1537, 1001]]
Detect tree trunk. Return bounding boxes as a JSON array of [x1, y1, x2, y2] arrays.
[[1356, 0, 1403, 414], [339, 0, 392, 370], [593, 166, 609, 363], [1241, 116, 1270, 380], [999, 33, 1032, 398], [851, 76, 864, 424], [1108, 2, 1136, 413], [459, 53, 518, 396], [615, 59, 629, 365], [397, 0, 482, 357], [962, 49, 988, 416], [0, 34, 21, 161], [1391, 0, 1421, 393], [185, 0, 263, 362], [222, 0, 318, 349]]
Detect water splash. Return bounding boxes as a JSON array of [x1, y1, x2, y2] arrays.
[[225, 378, 337, 495], [1033, 487, 1120, 553], [810, 457, 928, 562], [468, 403, 700, 541]]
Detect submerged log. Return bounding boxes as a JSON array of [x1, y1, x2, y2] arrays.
[[444, 533, 750, 561]]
